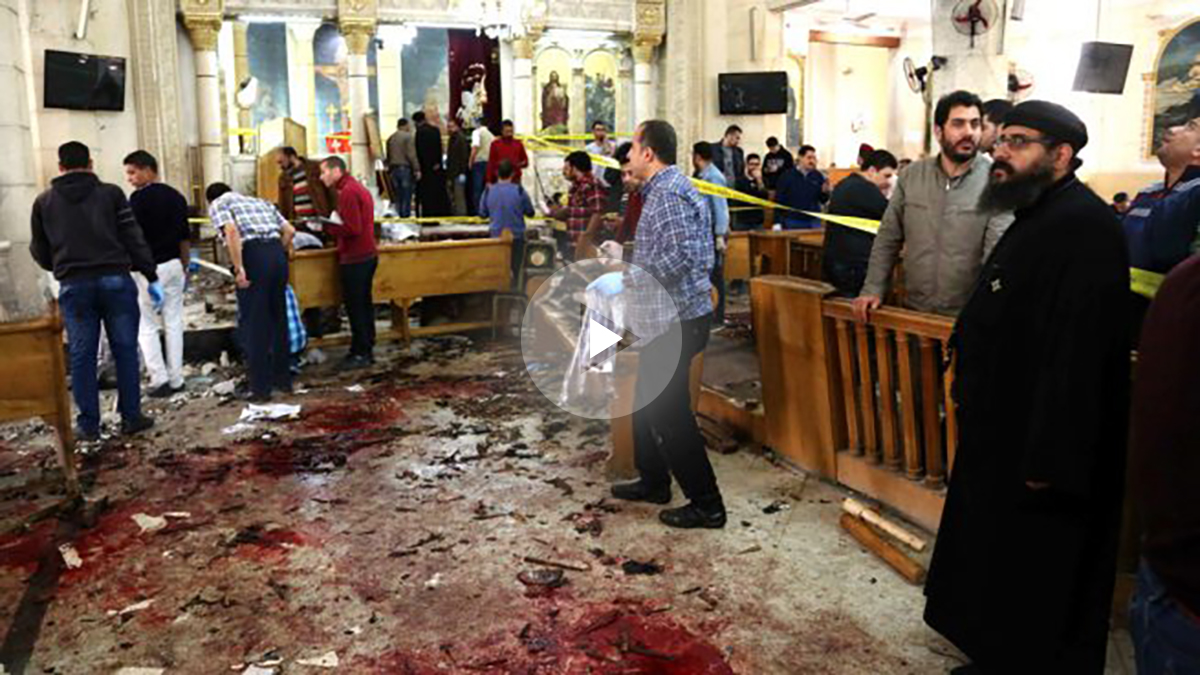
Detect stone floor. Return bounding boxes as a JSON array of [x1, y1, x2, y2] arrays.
[[0, 332, 1136, 674]]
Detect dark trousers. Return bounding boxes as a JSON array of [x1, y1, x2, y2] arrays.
[[59, 273, 142, 432], [510, 238, 526, 290], [823, 259, 868, 299], [340, 257, 378, 359], [237, 239, 291, 397], [469, 161, 488, 216], [390, 165, 414, 218], [711, 250, 726, 324], [632, 314, 722, 508]]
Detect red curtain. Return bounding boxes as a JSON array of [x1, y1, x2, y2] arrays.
[[448, 29, 502, 133]]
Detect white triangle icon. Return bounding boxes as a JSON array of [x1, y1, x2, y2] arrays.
[[588, 319, 625, 359]]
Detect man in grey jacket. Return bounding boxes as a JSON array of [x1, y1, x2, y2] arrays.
[[853, 91, 1012, 321]]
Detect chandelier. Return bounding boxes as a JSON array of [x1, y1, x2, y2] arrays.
[[451, 0, 545, 40]]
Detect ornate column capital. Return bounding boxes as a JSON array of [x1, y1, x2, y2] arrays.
[[632, 35, 661, 64], [181, 0, 224, 52], [512, 26, 543, 61], [338, 0, 378, 55]]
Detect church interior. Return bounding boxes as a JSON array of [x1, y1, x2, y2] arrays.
[[0, 0, 1197, 673]]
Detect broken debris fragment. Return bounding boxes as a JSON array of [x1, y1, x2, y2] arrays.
[[58, 544, 82, 569], [762, 500, 790, 515], [239, 403, 302, 422], [132, 513, 168, 534], [621, 559, 664, 576], [295, 651, 340, 668]]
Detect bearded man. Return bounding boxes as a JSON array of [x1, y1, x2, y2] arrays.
[[924, 100, 1131, 674], [854, 90, 1012, 321]]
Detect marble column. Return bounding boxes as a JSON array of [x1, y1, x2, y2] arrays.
[[632, 37, 659, 127], [0, 0, 47, 320], [511, 34, 536, 136], [128, 0, 189, 195], [341, 23, 374, 180], [232, 22, 253, 154], [617, 56, 633, 135], [287, 21, 321, 155], [184, 13, 226, 196], [570, 55, 586, 134]]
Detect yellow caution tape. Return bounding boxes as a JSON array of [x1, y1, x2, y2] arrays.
[[1131, 268, 1165, 299], [228, 128, 258, 137], [533, 133, 632, 141]]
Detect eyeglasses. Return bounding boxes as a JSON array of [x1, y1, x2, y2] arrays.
[[994, 134, 1056, 150]]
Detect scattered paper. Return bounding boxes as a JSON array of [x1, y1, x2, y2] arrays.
[[59, 544, 82, 569], [212, 379, 238, 396], [108, 599, 154, 617], [223, 422, 258, 436], [242, 666, 277, 675], [424, 573, 443, 590], [164, 511, 192, 519], [296, 651, 339, 668], [345, 384, 365, 393], [132, 513, 167, 534], [239, 403, 302, 422]]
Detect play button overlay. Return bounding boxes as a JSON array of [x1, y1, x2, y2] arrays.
[[588, 318, 624, 359], [520, 258, 682, 420]]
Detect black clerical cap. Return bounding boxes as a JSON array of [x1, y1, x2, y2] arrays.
[[1002, 100, 1088, 152]]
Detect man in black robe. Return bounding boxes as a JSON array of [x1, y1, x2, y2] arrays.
[[413, 111, 450, 217], [924, 100, 1131, 674]]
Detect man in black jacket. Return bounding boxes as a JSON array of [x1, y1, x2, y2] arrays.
[[413, 111, 451, 217], [31, 142, 159, 440], [822, 149, 897, 296]]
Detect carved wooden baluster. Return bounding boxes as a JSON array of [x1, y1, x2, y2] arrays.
[[895, 332, 922, 480], [919, 336, 945, 488], [942, 340, 958, 479], [875, 326, 899, 469], [854, 322, 878, 462], [835, 318, 861, 453]]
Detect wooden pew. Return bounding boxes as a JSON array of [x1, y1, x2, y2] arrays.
[[0, 307, 78, 498], [289, 237, 512, 345]]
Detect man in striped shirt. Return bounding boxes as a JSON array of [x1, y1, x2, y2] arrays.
[[277, 146, 334, 224]]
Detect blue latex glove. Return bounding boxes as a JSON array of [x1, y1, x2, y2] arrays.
[[147, 281, 164, 312], [587, 272, 623, 297]]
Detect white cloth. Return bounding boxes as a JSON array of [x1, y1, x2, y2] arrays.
[[136, 259, 186, 388], [472, 126, 494, 164]]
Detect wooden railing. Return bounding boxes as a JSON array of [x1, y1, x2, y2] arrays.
[[822, 299, 956, 489]]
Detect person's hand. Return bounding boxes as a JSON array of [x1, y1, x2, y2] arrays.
[[147, 282, 165, 311], [852, 295, 881, 323], [415, 169, 423, 181], [715, 236, 728, 252], [457, 174, 467, 185], [235, 268, 251, 289]]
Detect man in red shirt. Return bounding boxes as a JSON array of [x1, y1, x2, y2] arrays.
[[486, 119, 529, 185], [613, 141, 643, 244], [548, 151, 605, 261], [318, 156, 378, 369]]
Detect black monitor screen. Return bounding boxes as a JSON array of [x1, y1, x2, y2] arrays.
[[1073, 42, 1134, 94], [719, 72, 789, 115], [44, 50, 126, 111]]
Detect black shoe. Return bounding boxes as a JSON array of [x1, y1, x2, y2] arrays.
[[340, 355, 370, 371], [121, 415, 155, 436], [610, 480, 672, 505], [659, 502, 727, 529], [148, 382, 175, 399], [274, 383, 294, 396], [75, 427, 100, 443]]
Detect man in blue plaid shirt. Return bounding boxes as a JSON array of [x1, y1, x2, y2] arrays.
[[612, 120, 725, 529]]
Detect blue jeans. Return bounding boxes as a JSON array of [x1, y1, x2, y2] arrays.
[[59, 274, 142, 432], [470, 162, 488, 216], [390, 165, 414, 218], [1132, 560, 1200, 674]]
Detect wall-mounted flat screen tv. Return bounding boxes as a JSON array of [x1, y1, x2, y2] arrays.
[[719, 72, 788, 115], [44, 49, 126, 111]]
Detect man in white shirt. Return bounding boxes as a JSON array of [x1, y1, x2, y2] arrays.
[[468, 123, 495, 216], [585, 120, 617, 188]]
